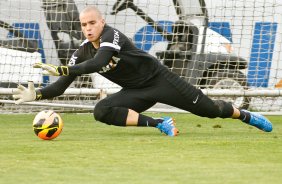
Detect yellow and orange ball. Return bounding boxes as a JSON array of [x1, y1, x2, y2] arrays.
[[33, 110, 63, 140]]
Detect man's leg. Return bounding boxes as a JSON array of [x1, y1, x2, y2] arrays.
[[151, 68, 273, 132], [169, 90, 273, 132], [232, 106, 272, 132], [165, 88, 273, 132], [93, 89, 179, 136], [126, 109, 179, 136]]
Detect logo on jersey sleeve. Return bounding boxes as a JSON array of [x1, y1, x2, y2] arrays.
[[100, 29, 121, 50], [99, 56, 121, 73], [68, 49, 80, 66], [68, 55, 78, 66], [113, 30, 119, 45]]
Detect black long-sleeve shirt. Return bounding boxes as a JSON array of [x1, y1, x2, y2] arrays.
[[39, 24, 162, 99]]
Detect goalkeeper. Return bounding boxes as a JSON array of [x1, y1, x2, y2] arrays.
[[13, 6, 272, 136]]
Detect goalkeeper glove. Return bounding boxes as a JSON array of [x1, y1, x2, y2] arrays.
[[33, 62, 69, 76], [12, 81, 41, 105]]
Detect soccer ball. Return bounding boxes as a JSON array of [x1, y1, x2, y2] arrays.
[[32, 110, 63, 140]]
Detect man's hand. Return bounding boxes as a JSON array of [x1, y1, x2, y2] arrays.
[[33, 63, 69, 76], [13, 81, 36, 105]]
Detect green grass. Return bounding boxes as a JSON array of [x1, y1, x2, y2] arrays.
[[0, 113, 281, 184]]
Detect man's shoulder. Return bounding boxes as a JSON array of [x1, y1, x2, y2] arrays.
[[102, 24, 125, 38], [68, 40, 94, 66], [77, 39, 94, 53], [71, 39, 92, 57], [80, 39, 91, 47], [103, 24, 116, 32]]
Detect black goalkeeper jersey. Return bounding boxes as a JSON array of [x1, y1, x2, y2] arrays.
[[68, 24, 162, 88]]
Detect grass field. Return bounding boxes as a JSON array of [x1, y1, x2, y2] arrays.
[[0, 113, 281, 184]]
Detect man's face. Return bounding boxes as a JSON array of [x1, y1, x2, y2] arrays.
[[80, 10, 105, 43]]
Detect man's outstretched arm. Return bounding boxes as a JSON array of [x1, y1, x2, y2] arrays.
[[12, 75, 76, 104], [34, 50, 114, 76]]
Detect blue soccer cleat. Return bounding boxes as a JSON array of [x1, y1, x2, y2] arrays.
[[156, 117, 179, 136], [241, 110, 273, 132]]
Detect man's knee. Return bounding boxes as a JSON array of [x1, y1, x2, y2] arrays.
[[93, 99, 128, 126], [195, 96, 233, 118], [213, 100, 234, 118], [93, 100, 111, 124]]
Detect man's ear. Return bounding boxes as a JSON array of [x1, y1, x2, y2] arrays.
[[101, 18, 105, 25]]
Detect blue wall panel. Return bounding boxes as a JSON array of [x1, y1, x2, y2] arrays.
[[9, 23, 49, 84], [248, 22, 277, 87]]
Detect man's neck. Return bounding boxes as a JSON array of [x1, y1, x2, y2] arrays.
[[92, 41, 100, 49]]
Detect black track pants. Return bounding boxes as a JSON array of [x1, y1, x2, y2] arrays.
[[94, 67, 234, 125]]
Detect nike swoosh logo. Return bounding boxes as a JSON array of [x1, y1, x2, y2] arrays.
[[193, 95, 199, 104], [242, 115, 246, 121]]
